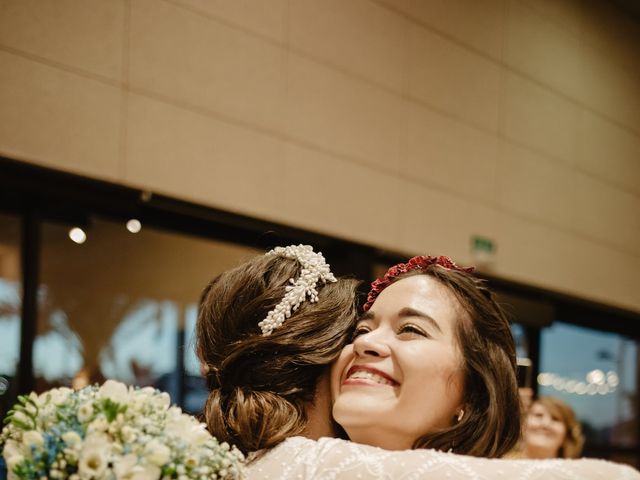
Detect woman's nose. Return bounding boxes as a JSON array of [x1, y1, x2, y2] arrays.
[[531, 414, 550, 427], [540, 415, 552, 427], [353, 329, 392, 358]]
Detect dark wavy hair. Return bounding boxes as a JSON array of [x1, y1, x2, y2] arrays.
[[196, 252, 359, 455], [389, 267, 521, 458]]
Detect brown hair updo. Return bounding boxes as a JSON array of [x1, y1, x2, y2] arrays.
[[196, 251, 359, 455], [376, 263, 521, 458]]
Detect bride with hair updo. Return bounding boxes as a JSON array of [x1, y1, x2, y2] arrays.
[[196, 245, 359, 452], [196, 245, 640, 479]]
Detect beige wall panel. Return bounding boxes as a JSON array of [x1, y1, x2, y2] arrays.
[[398, 182, 499, 263], [505, 1, 582, 97], [0, 0, 124, 80], [278, 144, 402, 249], [0, 51, 121, 179], [378, 0, 505, 60], [407, 24, 502, 132], [497, 144, 575, 229], [569, 242, 640, 312], [577, 50, 640, 133], [518, 0, 582, 35], [129, 0, 286, 132], [573, 172, 640, 255], [172, 0, 286, 42], [581, 0, 640, 76], [504, 72, 578, 163], [125, 94, 283, 220], [289, 0, 406, 91], [285, 55, 406, 172], [577, 110, 640, 195], [406, 103, 499, 204], [494, 213, 640, 311]]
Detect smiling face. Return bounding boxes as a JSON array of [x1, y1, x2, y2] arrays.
[[330, 274, 465, 450], [523, 401, 567, 458]]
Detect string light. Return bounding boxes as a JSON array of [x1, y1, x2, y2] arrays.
[[68, 227, 86, 244], [126, 219, 142, 233], [537, 369, 619, 396]]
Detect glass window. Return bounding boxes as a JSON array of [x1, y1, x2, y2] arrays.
[[511, 322, 530, 359], [0, 213, 21, 417], [538, 322, 638, 450], [35, 216, 259, 411]]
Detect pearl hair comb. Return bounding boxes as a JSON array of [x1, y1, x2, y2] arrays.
[[258, 244, 337, 336]]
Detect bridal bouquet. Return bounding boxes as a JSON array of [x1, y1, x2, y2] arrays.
[[1, 380, 244, 479]]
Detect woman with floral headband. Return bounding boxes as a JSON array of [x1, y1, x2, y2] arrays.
[[197, 246, 639, 479], [330, 254, 520, 455]]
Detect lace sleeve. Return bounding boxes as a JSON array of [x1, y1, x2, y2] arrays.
[[246, 436, 640, 480]]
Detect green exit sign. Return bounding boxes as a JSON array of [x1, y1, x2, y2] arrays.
[[471, 236, 496, 264], [471, 236, 495, 253]]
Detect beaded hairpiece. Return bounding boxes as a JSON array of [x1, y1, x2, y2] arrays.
[[258, 244, 337, 336], [363, 255, 474, 311]]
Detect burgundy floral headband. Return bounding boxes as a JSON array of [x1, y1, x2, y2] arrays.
[[363, 255, 475, 311]]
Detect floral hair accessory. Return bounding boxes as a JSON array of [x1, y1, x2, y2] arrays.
[[0, 380, 244, 479], [363, 255, 475, 311], [258, 244, 337, 336]]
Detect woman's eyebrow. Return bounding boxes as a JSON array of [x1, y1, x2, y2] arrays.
[[359, 311, 375, 322], [397, 307, 442, 333]]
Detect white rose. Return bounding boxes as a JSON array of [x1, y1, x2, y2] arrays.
[[22, 430, 44, 449], [143, 439, 171, 467], [77, 401, 94, 422], [114, 455, 160, 480], [98, 380, 129, 404], [113, 453, 136, 479], [78, 435, 110, 480], [166, 413, 210, 446], [183, 455, 198, 468], [62, 431, 82, 448]]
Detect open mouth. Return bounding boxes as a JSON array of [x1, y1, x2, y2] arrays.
[[344, 366, 398, 387]]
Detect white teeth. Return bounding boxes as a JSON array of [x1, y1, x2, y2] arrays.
[[347, 370, 394, 385]]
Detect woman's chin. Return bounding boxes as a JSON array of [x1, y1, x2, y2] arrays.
[[333, 389, 394, 425]]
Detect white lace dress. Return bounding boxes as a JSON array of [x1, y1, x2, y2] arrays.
[[246, 436, 640, 479]]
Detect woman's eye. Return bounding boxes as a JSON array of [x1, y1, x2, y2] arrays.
[[352, 326, 371, 339], [398, 324, 427, 337]]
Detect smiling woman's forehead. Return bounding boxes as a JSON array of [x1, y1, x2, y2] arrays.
[[373, 276, 457, 313], [369, 275, 463, 334]]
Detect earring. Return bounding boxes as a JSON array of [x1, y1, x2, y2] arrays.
[[457, 409, 465, 422]]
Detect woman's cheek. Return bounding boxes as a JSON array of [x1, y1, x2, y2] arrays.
[[330, 344, 354, 402]]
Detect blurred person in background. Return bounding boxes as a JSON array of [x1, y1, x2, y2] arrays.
[[517, 396, 585, 459]]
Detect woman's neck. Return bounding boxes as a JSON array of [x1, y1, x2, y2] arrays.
[[523, 444, 560, 459], [301, 375, 336, 439]]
